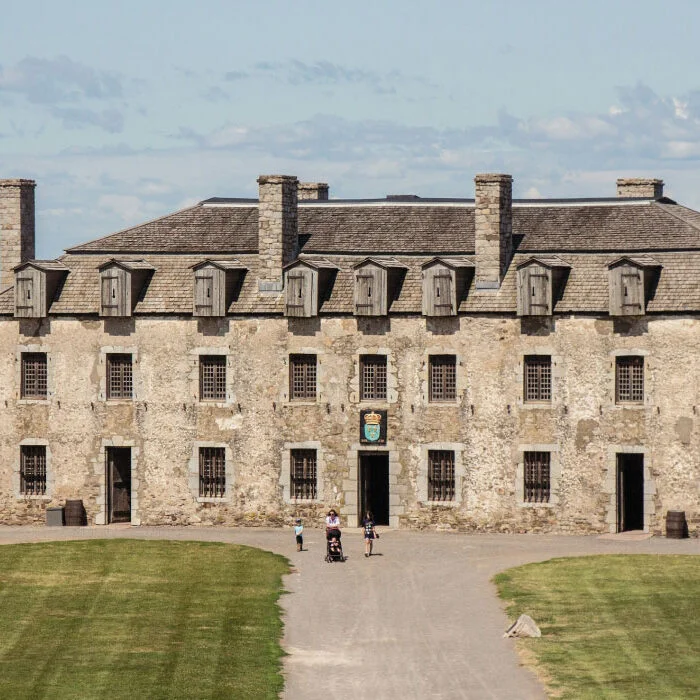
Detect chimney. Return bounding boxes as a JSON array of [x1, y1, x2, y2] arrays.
[[616, 178, 664, 199], [0, 179, 35, 292], [298, 182, 329, 201], [474, 173, 513, 290], [257, 175, 298, 291]]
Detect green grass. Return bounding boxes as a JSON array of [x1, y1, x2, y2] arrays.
[[0, 539, 289, 700], [495, 555, 700, 699]]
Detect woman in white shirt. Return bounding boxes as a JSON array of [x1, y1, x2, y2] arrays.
[[325, 509, 341, 541]]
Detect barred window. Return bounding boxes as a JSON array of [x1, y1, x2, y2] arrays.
[[290, 449, 317, 500], [429, 355, 456, 402], [524, 355, 551, 402], [360, 355, 387, 401], [428, 450, 455, 501], [616, 356, 644, 403], [524, 451, 550, 503], [20, 445, 46, 496], [21, 353, 47, 399], [200, 355, 227, 401], [107, 354, 133, 400], [199, 447, 226, 498], [290, 355, 317, 401]]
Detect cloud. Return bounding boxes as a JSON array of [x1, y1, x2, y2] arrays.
[[220, 59, 433, 95], [51, 107, 125, 133], [0, 55, 123, 104]]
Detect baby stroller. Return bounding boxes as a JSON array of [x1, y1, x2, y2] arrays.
[[325, 528, 345, 563]]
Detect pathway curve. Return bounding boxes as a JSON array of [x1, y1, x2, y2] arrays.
[[0, 526, 696, 699]]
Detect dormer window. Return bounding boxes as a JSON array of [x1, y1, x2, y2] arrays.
[[516, 257, 571, 317], [353, 258, 407, 317], [99, 259, 155, 317], [14, 261, 69, 319], [421, 257, 474, 317], [608, 257, 661, 317], [283, 258, 338, 318], [191, 260, 246, 317]]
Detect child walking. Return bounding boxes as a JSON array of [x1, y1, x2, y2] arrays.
[[362, 510, 379, 557], [294, 518, 304, 552]]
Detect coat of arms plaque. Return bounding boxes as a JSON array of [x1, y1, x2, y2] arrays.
[[360, 409, 387, 444]]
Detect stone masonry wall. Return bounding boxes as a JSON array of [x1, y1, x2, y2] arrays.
[[257, 175, 298, 287], [0, 313, 699, 534], [474, 174, 512, 289], [0, 180, 35, 292]]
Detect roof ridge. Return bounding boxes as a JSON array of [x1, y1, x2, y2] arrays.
[[66, 204, 202, 253], [653, 201, 700, 234]]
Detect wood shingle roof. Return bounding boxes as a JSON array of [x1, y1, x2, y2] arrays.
[[2, 193, 700, 317]]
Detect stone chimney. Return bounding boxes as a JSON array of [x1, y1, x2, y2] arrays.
[[0, 179, 36, 292], [616, 178, 664, 199], [474, 173, 513, 290], [257, 175, 298, 291], [298, 182, 329, 201]]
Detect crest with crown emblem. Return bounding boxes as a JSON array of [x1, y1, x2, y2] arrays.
[[361, 409, 386, 443]]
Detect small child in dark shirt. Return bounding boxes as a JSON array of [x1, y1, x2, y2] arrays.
[[328, 537, 341, 556]]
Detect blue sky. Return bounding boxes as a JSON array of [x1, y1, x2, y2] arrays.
[[2, 0, 700, 258]]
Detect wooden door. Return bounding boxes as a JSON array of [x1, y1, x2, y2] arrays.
[[107, 447, 131, 523]]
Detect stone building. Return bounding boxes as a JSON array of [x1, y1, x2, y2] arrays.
[[1, 173, 699, 535]]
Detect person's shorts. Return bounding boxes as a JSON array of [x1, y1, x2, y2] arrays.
[[364, 531, 375, 540], [296, 535, 303, 544]]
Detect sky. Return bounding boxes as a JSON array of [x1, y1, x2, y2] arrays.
[[2, 0, 700, 258]]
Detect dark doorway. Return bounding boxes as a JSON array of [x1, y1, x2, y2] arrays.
[[358, 453, 390, 526], [617, 453, 644, 532], [106, 447, 132, 524]]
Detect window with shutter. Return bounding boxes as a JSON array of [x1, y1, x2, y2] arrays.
[[20, 445, 46, 496], [21, 353, 48, 399], [524, 355, 552, 402], [429, 355, 456, 401], [428, 450, 455, 501], [524, 451, 550, 503], [289, 354, 317, 400], [290, 449, 317, 500], [360, 355, 387, 400], [616, 356, 644, 403], [199, 447, 226, 498]]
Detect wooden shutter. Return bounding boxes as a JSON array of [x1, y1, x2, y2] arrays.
[[194, 270, 215, 316], [100, 269, 129, 316], [355, 266, 385, 315], [518, 265, 550, 316], [285, 273, 305, 317], [15, 273, 37, 317], [620, 265, 643, 315]]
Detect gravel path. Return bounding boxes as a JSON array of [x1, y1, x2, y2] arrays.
[[0, 526, 696, 699]]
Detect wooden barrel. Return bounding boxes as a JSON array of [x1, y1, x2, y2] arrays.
[[666, 510, 688, 539], [64, 500, 87, 527]]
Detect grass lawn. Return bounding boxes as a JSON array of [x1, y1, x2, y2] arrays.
[[495, 555, 700, 699], [0, 539, 288, 700]]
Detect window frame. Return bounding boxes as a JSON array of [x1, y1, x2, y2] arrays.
[[523, 451, 551, 504], [427, 449, 455, 502], [106, 353, 133, 400], [360, 354, 387, 401], [290, 449, 318, 500], [20, 445, 47, 497], [198, 446, 226, 499], [289, 354, 317, 401], [199, 354, 227, 402], [21, 352, 48, 400], [523, 355, 552, 403], [615, 355, 644, 404], [428, 355, 457, 402]]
